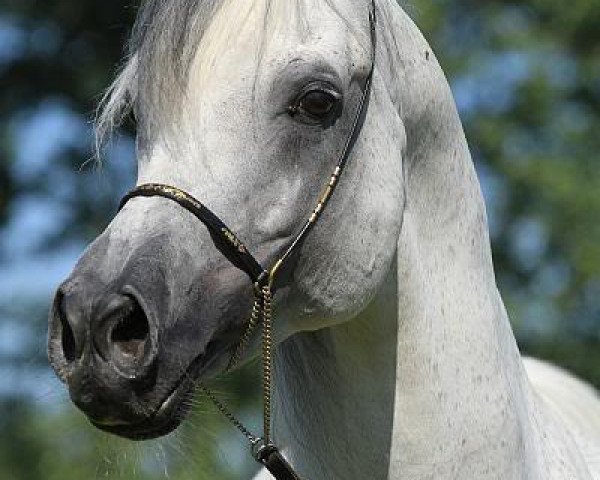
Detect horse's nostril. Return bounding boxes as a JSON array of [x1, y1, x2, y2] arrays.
[[109, 297, 150, 362], [58, 294, 78, 363]]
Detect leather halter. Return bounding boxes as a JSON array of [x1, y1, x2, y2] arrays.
[[119, 3, 376, 479]]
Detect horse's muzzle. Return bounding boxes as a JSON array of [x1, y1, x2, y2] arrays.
[[47, 273, 161, 430]]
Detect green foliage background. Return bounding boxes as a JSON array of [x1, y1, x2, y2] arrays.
[[0, 0, 598, 479]]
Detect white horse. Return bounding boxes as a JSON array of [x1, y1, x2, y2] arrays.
[[48, 0, 599, 478]]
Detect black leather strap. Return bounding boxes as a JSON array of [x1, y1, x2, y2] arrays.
[[257, 445, 302, 480], [119, 184, 268, 286]]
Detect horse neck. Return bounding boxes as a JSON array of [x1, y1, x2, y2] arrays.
[[272, 2, 551, 479], [272, 267, 400, 480], [382, 3, 549, 477], [273, 253, 538, 480]]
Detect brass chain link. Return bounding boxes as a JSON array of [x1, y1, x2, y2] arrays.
[[201, 284, 275, 457], [227, 292, 263, 372], [261, 286, 273, 444], [198, 384, 258, 444]]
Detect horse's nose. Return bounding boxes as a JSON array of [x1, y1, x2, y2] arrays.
[[93, 294, 155, 377], [48, 287, 87, 379], [48, 286, 157, 384]]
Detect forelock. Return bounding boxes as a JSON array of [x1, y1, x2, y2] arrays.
[[96, 0, 220, 152]]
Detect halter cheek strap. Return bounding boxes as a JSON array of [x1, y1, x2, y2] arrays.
[[118, 2, 376, 479]]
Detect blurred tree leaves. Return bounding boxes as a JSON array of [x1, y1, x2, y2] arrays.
[[0, 0, 137, 243], [0, 0, 136, 109]]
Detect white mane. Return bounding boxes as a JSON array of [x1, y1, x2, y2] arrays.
[[96, 0, 218, 149]]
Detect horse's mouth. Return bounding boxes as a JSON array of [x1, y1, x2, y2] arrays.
[[91, 340, 228, 441], [91, 374, 194, 440]]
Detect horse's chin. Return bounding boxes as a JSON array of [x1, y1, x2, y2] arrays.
[[91, 373, 194, 441], [90, 339, 229, 441]]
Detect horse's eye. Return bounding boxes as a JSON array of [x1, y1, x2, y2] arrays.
[[289, 82, 342, 125], [300, 91, 336, 116]]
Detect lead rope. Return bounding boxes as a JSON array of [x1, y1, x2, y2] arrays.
[[200, 283, 298, 479]]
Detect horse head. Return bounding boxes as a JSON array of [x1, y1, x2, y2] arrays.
[[48, 0, 404, 441]]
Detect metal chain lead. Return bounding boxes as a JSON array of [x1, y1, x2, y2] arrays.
[[198, 384, 258, 444], [201, 284, 276, 456], [227, 292, 263, 371], [261, 285, 273, 444]]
